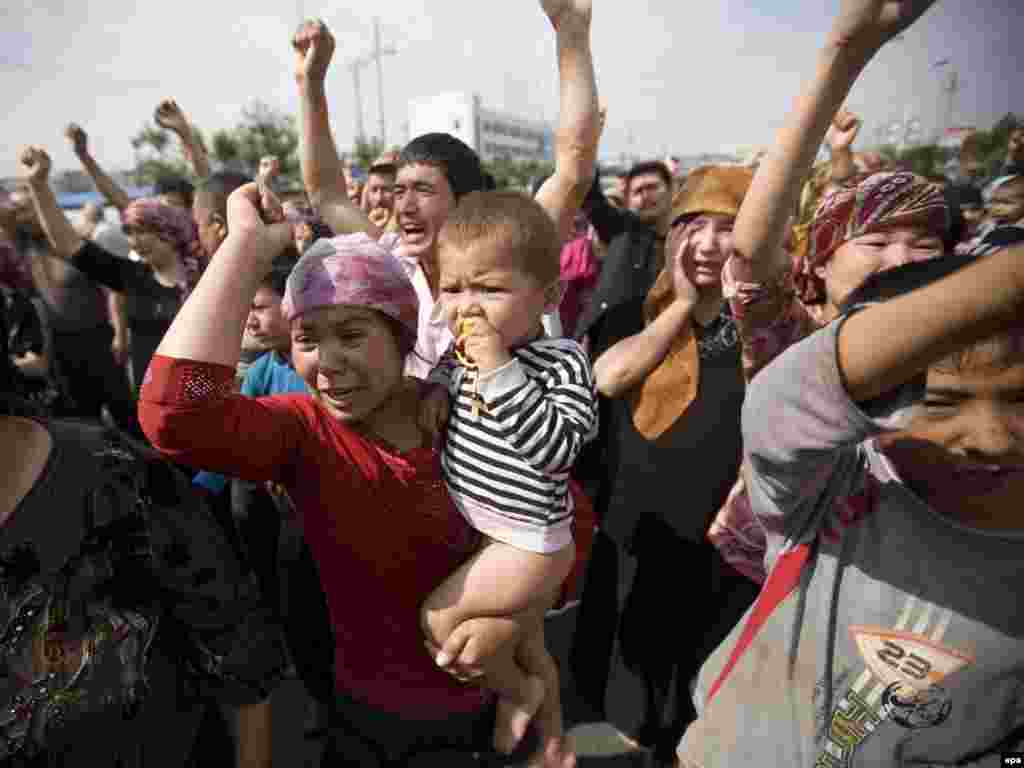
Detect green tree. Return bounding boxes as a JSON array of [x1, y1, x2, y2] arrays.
[[896, 144, 952, 178], [209, 101, 300, 183], [351, 138, 385, 170], [484, 157, 554, 191], [130, 124, 192, 186]]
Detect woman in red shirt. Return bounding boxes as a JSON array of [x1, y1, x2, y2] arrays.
[[138, 184, 546, 766]]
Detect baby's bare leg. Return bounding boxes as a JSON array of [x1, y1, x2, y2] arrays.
[[518, 625, 576, 768], [487, 645, 546, 754]]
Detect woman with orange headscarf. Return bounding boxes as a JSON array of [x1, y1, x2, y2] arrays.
[[570, 165, 759, 762]]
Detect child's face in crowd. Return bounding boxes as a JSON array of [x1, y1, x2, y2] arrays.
[[158, 192, 189, 210], [961, 204, 985, 233], [394, 163, 457, 262], [818, 225, 943, 309], [290, 305, 405, 424], [676, 213, 736, 291], [246, 286, 290, 354], [439, 240, 555, 351], [986, 179, 1024, 227], [883, 350, 1024, 529]]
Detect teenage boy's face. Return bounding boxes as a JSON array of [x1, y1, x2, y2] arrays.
[[438, 239, 554, 351], [885, 351, 1024, 527], [394, 163, 456, 262]]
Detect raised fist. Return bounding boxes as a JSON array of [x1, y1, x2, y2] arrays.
[[292, 18, 335, 84], [64, 123, 88, 156], [19, 146, 52, 183], [154, 99, 191, 135], [830, 0, 936, 54], [539, 0, 592, 28], [826, 107, 862, 152], [259, 155, 281, 180]]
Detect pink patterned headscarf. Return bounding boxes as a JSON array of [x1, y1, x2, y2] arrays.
[[122, 197, 206, 294], [794, 171, 949, 304], [281, 233, 419, 353]]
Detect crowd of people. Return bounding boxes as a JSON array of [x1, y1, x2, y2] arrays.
[[1, 0, 1023, 766]]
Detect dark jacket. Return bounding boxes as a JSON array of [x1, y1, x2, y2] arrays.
[[575, 176, 665, 346]]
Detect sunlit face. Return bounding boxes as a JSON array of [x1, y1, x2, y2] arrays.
[[672, 213, 736, 291], [438, 240, 555, 351], [192, 201, 224, 259], [290, 305, 405, 425], [9, 187, 41, 233], [246, 286, 290, 354], [348, 180, 364, 205], [626, 173, 670, 224], [986, 179, 1024, 227], [125, 226, 178, 270], [394, 163, 457, 263], [365, 173, 395, 212], [881, 353, 1024, 528], [817, 225, 943, 311], [1008, 129, 1024, 164]]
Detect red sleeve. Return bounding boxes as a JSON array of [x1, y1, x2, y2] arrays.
[[138, 354, 309, 483]]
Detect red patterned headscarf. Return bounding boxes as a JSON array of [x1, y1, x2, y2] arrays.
[[122, 198, 206, 295], [794, 171, 949, 304]]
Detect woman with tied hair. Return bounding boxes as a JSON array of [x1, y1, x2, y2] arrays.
[[18, 146, 206, 386], [139, 183, 556, 767], [569, 164, 759, 764]]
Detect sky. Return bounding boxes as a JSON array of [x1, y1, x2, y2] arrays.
[[2, 0, 1021, 179]]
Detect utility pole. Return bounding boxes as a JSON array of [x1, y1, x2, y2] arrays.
[[349, 57, 370, 145], [348, 19, 398, 150], [370, 18, 397, 146], [941, 69, 960, 141], [932, 59, 960, 143]]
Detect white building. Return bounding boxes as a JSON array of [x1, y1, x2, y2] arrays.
[[407, 92, 553, 164]]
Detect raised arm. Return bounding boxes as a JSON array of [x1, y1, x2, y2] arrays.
[[65, 124, 132, 213], [292, 20, 378, 238], [839, 243, 1024, 403], [154, 99, 211, 180], [19, 147, 86, 260], [154, 183, 293, 367], [533, 0, 601, 244], [731, 0, 937, 284], [825, 107, 861, 188], [593, 237, 698, 397]]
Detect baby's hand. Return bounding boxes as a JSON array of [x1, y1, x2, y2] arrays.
[[419, 384, 451, 446], [457, 309, 511, 374], [429, 616, 524, 684]]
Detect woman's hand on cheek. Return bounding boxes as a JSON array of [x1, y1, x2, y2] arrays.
[[225, 183, 295, 266], [671, 235, 699, 305]]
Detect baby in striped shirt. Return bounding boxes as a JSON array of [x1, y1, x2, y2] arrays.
[[420, 191, 597, 768]]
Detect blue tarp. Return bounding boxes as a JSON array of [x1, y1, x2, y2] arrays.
[[57, 187, 153, 210]]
